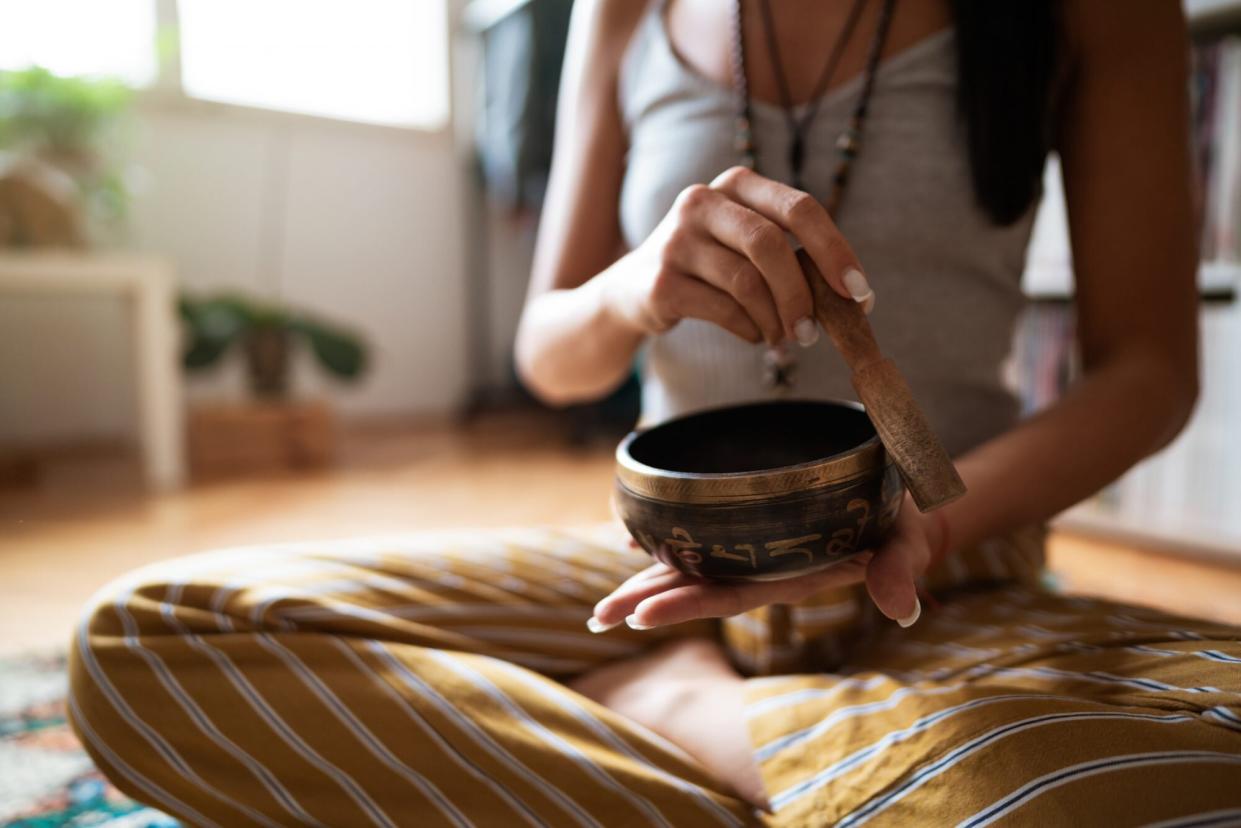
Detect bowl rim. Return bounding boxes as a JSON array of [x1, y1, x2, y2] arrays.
[[615, 399, 889, 505]]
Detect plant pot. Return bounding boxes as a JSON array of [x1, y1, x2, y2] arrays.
[[243, 326, 291, 398]]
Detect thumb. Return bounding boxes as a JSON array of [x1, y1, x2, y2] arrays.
[[865, 539, 922, 628]]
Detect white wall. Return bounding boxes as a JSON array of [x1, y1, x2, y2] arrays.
[[0, 101, 471, 446]]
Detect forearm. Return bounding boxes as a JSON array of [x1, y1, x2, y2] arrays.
[[515, 271, 645, 407], [940, 349, 1198, 553]]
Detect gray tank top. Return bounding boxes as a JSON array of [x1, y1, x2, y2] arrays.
[[617, 2, 1041, 456]]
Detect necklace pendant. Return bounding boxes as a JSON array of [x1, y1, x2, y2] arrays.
[[762, 344, 798, 392], [789, 135, 805, 190]]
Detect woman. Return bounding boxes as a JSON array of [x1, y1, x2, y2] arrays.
[[71, 1, 1241, 825]]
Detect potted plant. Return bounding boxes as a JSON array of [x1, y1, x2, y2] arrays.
[[178, 294, 368, 397], [0, 66, 135, 245]]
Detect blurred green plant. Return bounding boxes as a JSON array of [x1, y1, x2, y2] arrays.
[[0, 67, 131, 150], [0, 66, 135, 236], [178, 294, 369, 398]]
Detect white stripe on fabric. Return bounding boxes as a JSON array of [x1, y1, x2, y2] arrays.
[[892, 659, 1232, 698], [242, 571, 446, 629], [426, 650, 657, 828], [832, 711, 1198, 826], [74, 614, 284, 828], [449, 626, 642, 656], [744, 676, 892, 721], [1127, 644, 1241, 666], [755, 682, 975, 762], [791, 601, 858, 625], [67, 694, 223, 828], [211, 585, 237, 632], [171, 621, 400, 828], [1141, 808, 1241, 828], [1169, 630, 1210, 641], [768, 692, 1119, 810], [989, 604, 1076, 625], [1106, 613, 1212, 640], [972, 664, 1227, 696], [959, 751, 1241, 828], [330, 639, 545, 828], [283, 601, 593, 623], [723, 613, 768, 637], [921, 614, 1238, 689], [1204, 705, 1241, 731], [254, 635, 473, 828], [490, 661, 746, 828], [157, 585, 404, 828], [366, 641, 598, 828], [899, 640, 1002, 662], [1015, 624, 1072, 640], [203, 560, 388, 632], [130, 586, 328, 827]]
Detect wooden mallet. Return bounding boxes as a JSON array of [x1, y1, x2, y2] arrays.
[[799, 249, 966, 512]]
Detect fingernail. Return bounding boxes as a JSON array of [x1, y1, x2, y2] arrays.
[[897, 596, 921, 628], [861, 292, 876, 315], [842, 268, 875, 307], [587, 616, 620, 634], [625, 614, 653, 631], [794, 316, 819, 347]]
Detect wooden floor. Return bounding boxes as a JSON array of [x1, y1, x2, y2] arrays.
[[3, 410, 1239, 655]]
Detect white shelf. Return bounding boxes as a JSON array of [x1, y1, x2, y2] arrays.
[[1187, 0, 1241, 32]]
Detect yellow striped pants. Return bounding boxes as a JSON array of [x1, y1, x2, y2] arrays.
[[68, 525, 1241, 827]]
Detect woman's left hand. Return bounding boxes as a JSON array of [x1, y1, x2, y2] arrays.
[[590, 496, 941, 632]]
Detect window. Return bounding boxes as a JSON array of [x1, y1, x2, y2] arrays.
[[0, 0, 158, 85], [177, 0, 449, 129], [0, 0, 450, 130]]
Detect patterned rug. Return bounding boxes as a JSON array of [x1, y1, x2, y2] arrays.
[[1, 653, 178, 827]]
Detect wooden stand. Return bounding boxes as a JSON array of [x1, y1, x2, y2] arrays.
[[188, 400, 334, 478]]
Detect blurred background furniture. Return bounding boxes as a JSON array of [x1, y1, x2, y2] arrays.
[[188, 400, 333, 477], [0, 251, 183, 489]]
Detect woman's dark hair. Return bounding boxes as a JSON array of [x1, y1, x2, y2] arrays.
[[951, 1, 1061, 225]]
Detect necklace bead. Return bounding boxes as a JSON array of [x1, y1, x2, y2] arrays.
[[732, 0, 897, 390]]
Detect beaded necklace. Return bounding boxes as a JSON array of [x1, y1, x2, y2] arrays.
[[730, 0, 898, 388]]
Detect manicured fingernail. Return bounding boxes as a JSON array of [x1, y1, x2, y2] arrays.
[[587, 616, 620, 634], [842, 268, 874, 307], [794, 317, 819, 347], [625, 614, 653, 631], [861, 292, 876, 315], [897, 596, 922, 628]]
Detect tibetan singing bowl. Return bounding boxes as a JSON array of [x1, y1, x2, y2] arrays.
[[614, 400, 905, 581]]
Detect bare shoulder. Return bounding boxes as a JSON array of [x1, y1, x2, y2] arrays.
[[567, 0, 652, 77], [1058, 0, 1186, 66]]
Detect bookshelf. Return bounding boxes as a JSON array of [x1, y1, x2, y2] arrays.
[[1026, 2, 1241, 561]]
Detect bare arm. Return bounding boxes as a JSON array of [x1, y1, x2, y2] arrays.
[[940, 0, 1199, 553], [515, 0, 869, 407], [514, 0, 641, 405]]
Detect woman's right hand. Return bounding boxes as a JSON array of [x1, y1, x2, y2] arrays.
[[600, 166, 876, 349]]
